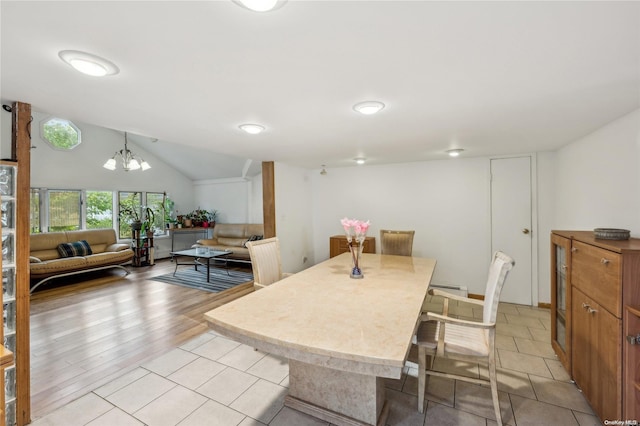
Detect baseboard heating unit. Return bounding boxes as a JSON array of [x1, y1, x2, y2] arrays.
[[429, 284, 469, 297]]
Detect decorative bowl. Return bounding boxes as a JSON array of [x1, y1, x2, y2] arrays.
[[593, 228, 630, 240]]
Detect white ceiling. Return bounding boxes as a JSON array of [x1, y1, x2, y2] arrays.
[[2, 1, 639, 180]]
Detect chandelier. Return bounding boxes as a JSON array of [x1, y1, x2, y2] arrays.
[[103, 132, 151, 171]]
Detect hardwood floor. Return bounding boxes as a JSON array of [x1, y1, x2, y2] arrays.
[[29, 259, 254, 421]]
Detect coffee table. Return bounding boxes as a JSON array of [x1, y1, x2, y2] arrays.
[[170, 248, 233, 282]]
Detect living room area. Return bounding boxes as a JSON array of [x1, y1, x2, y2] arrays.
[[2, 1, 640, 425]]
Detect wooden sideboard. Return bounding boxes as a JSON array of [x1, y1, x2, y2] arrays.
[[329, 235, 376, 258], [551, 230, 640, 421]]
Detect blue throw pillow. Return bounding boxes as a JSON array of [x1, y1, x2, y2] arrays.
[[57, 240, 92, 258]]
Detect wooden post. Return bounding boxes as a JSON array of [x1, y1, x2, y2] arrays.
[[262, 161, 276, 238], [12, 101, 31, 426]]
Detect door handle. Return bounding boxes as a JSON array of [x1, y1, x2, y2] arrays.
[[522, 228, 530, 235]]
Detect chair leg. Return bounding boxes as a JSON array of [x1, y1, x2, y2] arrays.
[[418, 346, 426, 413], [488, 360, 502, 426]]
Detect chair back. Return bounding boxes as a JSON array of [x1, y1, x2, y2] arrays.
[[482, 251, 515, 324], [246, 237, 283, 286], [380, 230, 415, 256]]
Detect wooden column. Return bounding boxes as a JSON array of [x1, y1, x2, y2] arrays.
[[12, 102, 31, 425], [262, 161, 276, 238]]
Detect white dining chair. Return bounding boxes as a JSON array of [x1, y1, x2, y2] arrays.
[[246, 237, 291, 290], [415, 251, 515, 426]]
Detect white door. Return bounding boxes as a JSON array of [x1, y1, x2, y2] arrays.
[[491, 157, 532, 305]]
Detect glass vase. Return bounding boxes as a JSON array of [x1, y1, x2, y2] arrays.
[[349, 239, 364, 279]]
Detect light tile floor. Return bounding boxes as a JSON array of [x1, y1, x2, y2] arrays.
[[31, 299, 602, 426]]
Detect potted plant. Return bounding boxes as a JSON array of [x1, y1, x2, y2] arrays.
[[157, 192, 176, 230], [119, 193, 143, 231], [141, 207, 155, 237], [187, 208, 216, 227], [205, 209, 218, 228]]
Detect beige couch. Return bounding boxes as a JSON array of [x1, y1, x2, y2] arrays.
[[193, 223, 264, 261], [30, 228, 134, 292]]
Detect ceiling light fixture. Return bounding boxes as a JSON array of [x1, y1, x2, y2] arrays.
[[355, 158, 366, 165], [233, 0, 286, 12], [446, 149, 464, 157], [59, 50, 119, 77], [320, 165, 327, 175], [239, 124, 265, 134], [103, 132, 151, 172], [353, 101, 385, 115]]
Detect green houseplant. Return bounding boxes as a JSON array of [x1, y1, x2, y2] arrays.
[[119, 192, 155, 236], [187, 208, 218, 227]]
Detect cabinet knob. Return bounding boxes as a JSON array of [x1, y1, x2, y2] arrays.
[[571, 247, 578, 253], [587, 307, 597, 314], [522, 228, 530, 235], [600, 258, 610, 264], [561, 264, 567, 270], [627, 334, 640, 345], [582, 302, 590, 310]]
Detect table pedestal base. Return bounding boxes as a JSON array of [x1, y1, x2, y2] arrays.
[[286, 360, 389, 426]]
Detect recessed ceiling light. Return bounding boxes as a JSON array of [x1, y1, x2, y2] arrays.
[[355, 158, 366, 165], [58, 50, 119, 77], [233, 0, 286, 12], [239, 123, 265, 134], [353, 101, 385, 115], [446, 149, 464, 157]]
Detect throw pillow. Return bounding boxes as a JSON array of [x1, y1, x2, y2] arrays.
[[243, 234, 264, 247], [57, 240, 93, 258]]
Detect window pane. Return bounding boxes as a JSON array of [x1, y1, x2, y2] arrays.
[[30, 189, 40, 233], [86, 191, 113, 230], [49, 190, 80, 231], [41, 118, 81, 150], [118, 192, 141, 239], [146, 192, 165, 235]]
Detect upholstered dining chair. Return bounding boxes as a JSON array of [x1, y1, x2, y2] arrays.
[[380, 229, 415, 256], [246, 237, 291, 290], [415, 251, 515, 426]]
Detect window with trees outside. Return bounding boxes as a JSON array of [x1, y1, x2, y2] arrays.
[[40, 117, 81, 150], [30, 188, 167, 239], [30, 189, 40, 233], [48, 190, 81, 231], [86, 191, 114, 229]]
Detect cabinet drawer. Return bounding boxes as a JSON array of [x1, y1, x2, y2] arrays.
[[572, 241, 621, 317], [329, 235, 375, 258]]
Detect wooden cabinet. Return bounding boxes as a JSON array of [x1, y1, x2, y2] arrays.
[[550, 233, 571, 372], [551, 230, 640, 422], [624, 305, 640, 420], [329, 235, 375, 258], [572, 286, 620, 420]]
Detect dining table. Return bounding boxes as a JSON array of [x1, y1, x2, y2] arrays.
[[204, 251, 436, 426]]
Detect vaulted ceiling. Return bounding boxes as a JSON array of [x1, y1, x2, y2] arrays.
[[2, 1, 639, 180]]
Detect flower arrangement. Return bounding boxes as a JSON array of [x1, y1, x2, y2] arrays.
[[341, 217, 371, 278]]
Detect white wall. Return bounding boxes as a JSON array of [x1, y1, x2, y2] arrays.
[[5, 110, 195, 209], [274, 162, 314, 274], [194, 178, 249, 223], [555, 109, 640, 234], [309, 158, 495, 296]]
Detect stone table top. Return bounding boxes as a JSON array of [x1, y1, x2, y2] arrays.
[[204, 252, 436, 378]]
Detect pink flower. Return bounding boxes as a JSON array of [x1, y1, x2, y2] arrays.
[[341, 218, 371, 237]]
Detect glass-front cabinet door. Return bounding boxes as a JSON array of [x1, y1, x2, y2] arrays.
[[551, 232, 571, 372]]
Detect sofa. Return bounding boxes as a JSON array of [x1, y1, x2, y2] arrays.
[[30, 228, 134, 292], [192, 223, 264, 261]]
